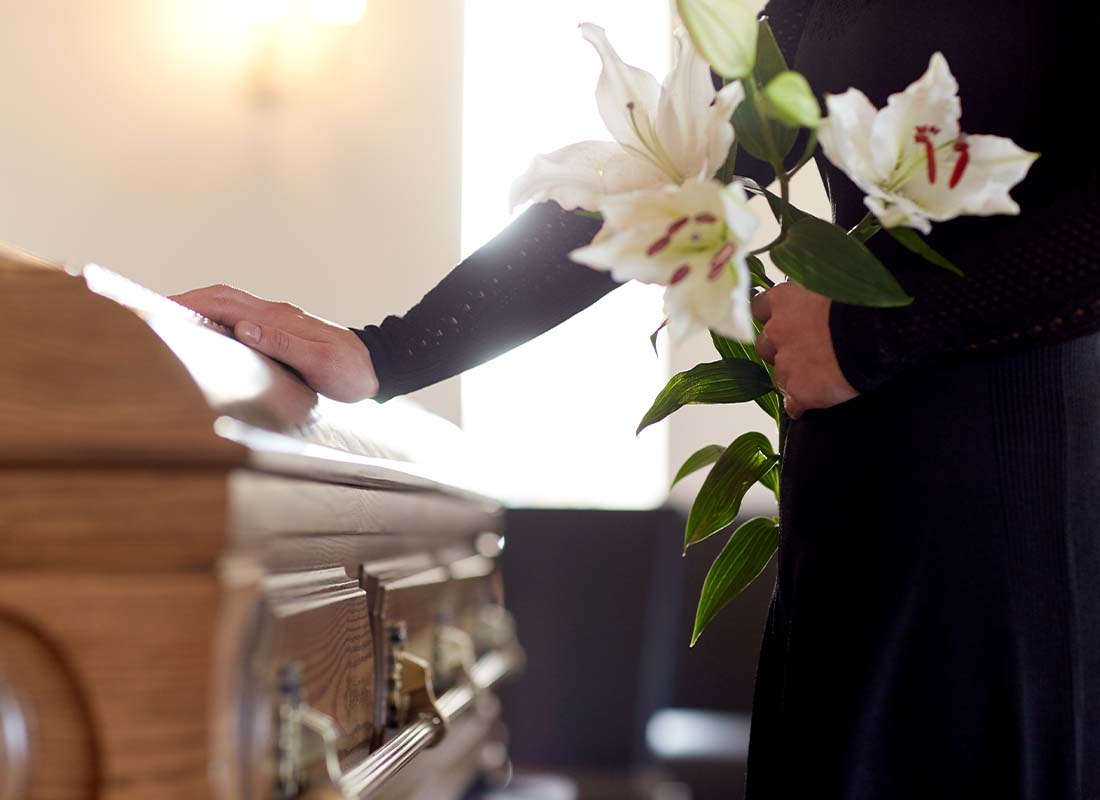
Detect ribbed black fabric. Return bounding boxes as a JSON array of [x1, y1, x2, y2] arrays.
[[355, 203, 609, 401]]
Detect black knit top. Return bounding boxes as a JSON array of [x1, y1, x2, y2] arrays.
[[356, 0, 1099, 402]]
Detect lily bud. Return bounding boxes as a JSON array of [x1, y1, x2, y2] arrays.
[[676, 0, 758, 80], [761, 71, 820, 129]]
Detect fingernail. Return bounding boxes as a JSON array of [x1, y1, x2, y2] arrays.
[[237, 322, 261, 343]]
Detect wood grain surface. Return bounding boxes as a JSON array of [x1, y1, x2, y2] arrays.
[[0, 258, 242, 466], [0, 574, 221, 800], [0, 469, 229, 572], [0, 615, 97, 800]]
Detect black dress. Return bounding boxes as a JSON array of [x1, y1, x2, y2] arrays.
[[357, 2, 1100, 796]]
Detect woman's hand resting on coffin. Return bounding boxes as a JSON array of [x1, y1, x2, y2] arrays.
[[170, 285, 379, 402]]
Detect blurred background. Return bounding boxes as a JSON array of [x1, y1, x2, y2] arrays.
[[0, 1, 829, 797]]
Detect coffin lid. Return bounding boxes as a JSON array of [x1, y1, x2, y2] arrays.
[[0, 243, 494, 502]]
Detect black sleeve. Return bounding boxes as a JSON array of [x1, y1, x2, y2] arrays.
[[356, 202, 612, 402], [830, 173, 1100, 393], [357, 0, 815, 402]]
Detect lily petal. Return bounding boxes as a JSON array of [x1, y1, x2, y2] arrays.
[[509, 140, 666, 212], [864, 192, 932, 233], [870, 52, 961, 182], [665, 258, 753, 343], [702, 81, 746, 179], [819, 89, 881, 191], [719, 180, 758, 244], [580, 23, 663, 157], [654, 28, 741, 181], [570, 226, 676, 284], [902, 133, 1038, 221]]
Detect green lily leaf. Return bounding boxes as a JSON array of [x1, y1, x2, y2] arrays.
[[746, 254, 772, 288], [685, 432, 777, 550], [649, 320, 668, 355], [676, 0, 758, 80], [732, 22, 798, 165], [671, 444, 726, 489], [761, 187, 811, 227], [637, 359, 773, 434], [761, 70, 820, 129], [770, 216, 913, 307], [754, 17, 786, 80], [711, 331, 780, 421], [887, 226, 964, 277], [691, 516, 779, 645], [759, 460, 780, 498]]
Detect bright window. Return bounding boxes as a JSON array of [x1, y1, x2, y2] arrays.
[[460, 0, 671, 508]]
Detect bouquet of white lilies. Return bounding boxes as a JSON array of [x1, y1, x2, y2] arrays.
[[511, 0, 1037, 644]]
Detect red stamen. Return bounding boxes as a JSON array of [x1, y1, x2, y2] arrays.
[[710, 242, 735, 268], [667, 216, 690, 234], [949, 137, 970, 189], [647, 235, 671, 257], [670, 265, 691, 285], [708, 242, 736, 280], [694, 213, 718, 224], [914, 125, 938, 184]]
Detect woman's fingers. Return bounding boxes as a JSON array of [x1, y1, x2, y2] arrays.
[[171, 285, 313, 335], [755, 329, 777, 364], [235, 321, 319, 372], [233, 320, 379, 402], [750, 289, 772, 324], [170, 284, 261, 327]]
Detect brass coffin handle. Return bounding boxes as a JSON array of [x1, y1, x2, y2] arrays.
[[283, 645, 522, 800], [338, 646, 521, 799]]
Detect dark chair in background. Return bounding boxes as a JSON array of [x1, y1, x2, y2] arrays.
[[493, 508, 776, 800]]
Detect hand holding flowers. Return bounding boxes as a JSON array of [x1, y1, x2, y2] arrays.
[[511, 0, 1037, 644]]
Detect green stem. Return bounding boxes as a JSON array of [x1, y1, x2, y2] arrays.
[[848, 212, 882, 243], [753, 271, 776, 289], [747, 170, 791, 257], [744, 72, 795, 258], [785, 131, 818, 180], [777, 405, 789, 461]]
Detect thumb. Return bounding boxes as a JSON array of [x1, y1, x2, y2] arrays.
[[235, 320, 313, 368], [783, 393, 805, 420]]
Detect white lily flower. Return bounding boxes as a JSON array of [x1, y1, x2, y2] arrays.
[[818, 52, 1038, 234], [570, 178, 759, 343], [510, 24, 745, 212]]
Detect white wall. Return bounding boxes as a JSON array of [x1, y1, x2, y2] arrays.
[[0, 0, 466, 421]]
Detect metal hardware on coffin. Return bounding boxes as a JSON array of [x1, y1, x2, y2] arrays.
[[386, 621, 446, 745], [270, 622, 522, 799], [274, 662, 346, 798], [432, 625, 477, 691]]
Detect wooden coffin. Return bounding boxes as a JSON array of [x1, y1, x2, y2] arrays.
[[0, 244, 522, 800]]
